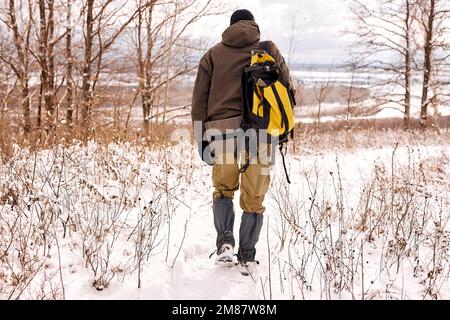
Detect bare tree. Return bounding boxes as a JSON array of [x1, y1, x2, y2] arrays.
[[416, 0, 450, 127], [0, 0, 228, 142], [0, 0, 34, 135], [287, 10, 301, 68], [132, 0, 225, 129], [135, 0, 156, 129], [79, 0, 153, 134], [348, 0, 417, 128], [65, 0, 75, 129], [37, 0, 58, 136], [342, 61, 359, 129], [80, 0, 94, 129], [313, 77, 332, 129], [162, 2, 178, 125], [0, 58, 17, 120]]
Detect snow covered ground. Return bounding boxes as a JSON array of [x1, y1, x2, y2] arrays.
[[74, 68, 450, 128], [1, 131, 449, 300]]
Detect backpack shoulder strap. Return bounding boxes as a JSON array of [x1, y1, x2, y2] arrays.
[[279, 143, 292, 184], [259, 41, 271, 55]]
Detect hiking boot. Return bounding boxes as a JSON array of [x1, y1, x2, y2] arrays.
[[238, 260, 260, 277], [215, 243, 235, 266]]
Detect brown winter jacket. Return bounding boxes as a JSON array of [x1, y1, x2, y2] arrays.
[[191, 20, 294, 134]]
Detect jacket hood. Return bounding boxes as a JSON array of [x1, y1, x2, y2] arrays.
[[221, 20, 260, 48]]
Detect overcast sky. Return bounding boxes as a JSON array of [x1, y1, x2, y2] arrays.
[[198, 0, 352, 65]]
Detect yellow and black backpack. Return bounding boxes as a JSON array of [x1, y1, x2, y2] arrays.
[[240, 41, 296, 183]]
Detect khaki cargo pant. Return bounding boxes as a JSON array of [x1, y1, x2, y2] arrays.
[[212, 142, 271, 214]]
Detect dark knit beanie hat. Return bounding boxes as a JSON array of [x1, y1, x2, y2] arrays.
[[230, 9, 255, 26]]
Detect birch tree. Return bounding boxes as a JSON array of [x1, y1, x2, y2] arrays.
[[37, 0, 58, 136]]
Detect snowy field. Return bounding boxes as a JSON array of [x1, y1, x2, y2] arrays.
[[1, 130, 449, 300], [112, 68, 450, 126]]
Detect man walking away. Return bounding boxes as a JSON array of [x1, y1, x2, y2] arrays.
[[191, 9, 295, 275]]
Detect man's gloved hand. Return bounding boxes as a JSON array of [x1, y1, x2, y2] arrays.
[[198, 140, 215, 166]]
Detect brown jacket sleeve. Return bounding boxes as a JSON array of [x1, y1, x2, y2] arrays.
[[268, 41, 296, 96], [191, 51, 212, 129]]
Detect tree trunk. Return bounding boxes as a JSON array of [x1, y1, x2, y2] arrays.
[[403, 0, 412, 129], [137, 1, 156, 130], [8, 0, 31, 134], [420, 0, 435, 128], [162, 3, 177, 124], [81, 0, 94, 129], [47, 0, 56, 132], [137, 2, 147, 128], [66, 0, 75, 128], [144, 1, 155, 127], [38, 0, 57, 138], [21, 80, 31, 134], [39, 0, 53, 136]]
